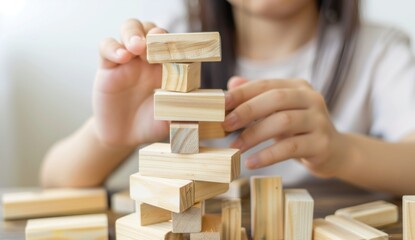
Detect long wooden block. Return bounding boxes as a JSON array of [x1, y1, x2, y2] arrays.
[[403, 196, 415, 240], [335, 200, 398, 227], [26, 214, 108, 240], [147, 32, 221, 63], [170, 122, 199, 154], [137, 202, 171, 226], [284, 189, 314, 240], [162, 63, 201, 92], [172, 202, 203, 233], [221, 199, 241, 240], [111, 190, 135, 214], [190, 214, 221, 240], [116, 213, 183, 240], [325, 215, 388, 240], [154, 89, 225, 122], [130, 173, 194, 213], [251, 176, 283, 240], [2, 188, 107, 220], [199, 121, 228, 140], [194, 181, 229, 202], [215, 177, 250, 199], [313, 218, 362, 240], [139, 143, 240, 183]]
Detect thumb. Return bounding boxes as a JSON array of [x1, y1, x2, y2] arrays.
[[227, 76, 249, 90]]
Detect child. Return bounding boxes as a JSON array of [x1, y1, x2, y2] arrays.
[[41, 0, 415, 195]]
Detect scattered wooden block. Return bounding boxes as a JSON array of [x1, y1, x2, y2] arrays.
[[170, 121, 199, 154], [325, 215, 388, 240], [403, 196, 415, 240], [284, 189, 314, 240], [139, 143, 240, 183], [154, 89, 225, 122], [313, 218, 363, 240], [199, 121, 228, 140], [111, 190, 135, 214], [2, 188, 107, 220], [194, 181, 229, 202], [190, 214, 221, 240], [137, 202, 171, 226], [172, 202, 203, 233], [116, 213, 183, 240], [251, 176, 283, 240], [147, 32, 221, 63], [221, 199, 241, 240], [130, 173, 194, 213], [25, 214, 108, 240], [335, 200, 398, 227], [241, 227, 249, 240], [162, 62, 201, 92], [215, 177, 250, 199]]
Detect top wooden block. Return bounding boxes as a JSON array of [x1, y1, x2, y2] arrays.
[[147, 32, 221, 63]]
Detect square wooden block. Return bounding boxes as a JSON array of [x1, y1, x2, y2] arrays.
[[170, 122, 199, 154], [162, 63, 201, 92]]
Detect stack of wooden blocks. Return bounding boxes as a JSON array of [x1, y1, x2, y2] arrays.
[[115, 32, 243, 240]]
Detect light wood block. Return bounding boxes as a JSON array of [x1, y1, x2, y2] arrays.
[[137, 202, 171, 226], [116, 213, 183, 240], [162, 63, 201, 92], [284, 189, 314, 240], [147, 32, 221, 63], [130, 173, 194, 213], [25, 214, 108, 240], [325, 215, 388, 240], [335, 200, 398, 227], [139, 143, 240, 183], [403, 196, 415, 240], [251, 176, 283, 240], [313, 218, 363, 240], [215, 177, 250, 199], [199, 121, 228, 140], [221, 199, 241, 240], [172, 202, 203, 233], [194, 181, 229, 202], [2, 188, 107, 220], [170, 121, 199, 154], [241, 227, 249, 240], [154, 89, 225, 122], [190, 214, 221, 240], [111, 191, 135, 214]]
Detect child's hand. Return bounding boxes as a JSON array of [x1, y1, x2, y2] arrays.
[[93, 19, 169, 147], [224, 76, 346, 178]]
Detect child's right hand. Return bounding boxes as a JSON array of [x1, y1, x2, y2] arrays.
[[93, 19, 169, 147]]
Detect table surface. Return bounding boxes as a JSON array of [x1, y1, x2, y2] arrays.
[[0, 179, 403, 240]]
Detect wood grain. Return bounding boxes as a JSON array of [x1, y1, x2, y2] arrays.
[[284, 189, 314, 240], [221, 199, 241, 240], [194, 181, 229, 202], [190, 214, 221, 240], [403, 196, 415, 240], [199, 121, 228, 140], [137, 202, 171, 226], [313, 218, 362, 240], [325, 215, 388, 240], [162, 63, 201, 92], [172, 202, 203, 233], [170, 122, 199, 154]]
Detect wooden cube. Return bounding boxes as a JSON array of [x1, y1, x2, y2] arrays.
[[172, 202, 203, 233], [162, 63, 201, 92], [170, 121, 199, 154]]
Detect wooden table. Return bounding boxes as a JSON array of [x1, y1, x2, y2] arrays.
[[0, 179, 403, 239]]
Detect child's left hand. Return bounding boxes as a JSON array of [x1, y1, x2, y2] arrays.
[[223, 76, 347, 178]]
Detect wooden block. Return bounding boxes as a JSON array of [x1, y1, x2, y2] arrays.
[[313, 218, 363, 240], [215, 177, 250, 199], [325, 215, 388, 240], [403, 196, 415, 240], [241, 227, 249, 240], [172, 202, 203, 233], [2, 188, 107, 220], [170, 121, 199, 154], [199, 121, 228, 140], [162, 63, 201, 92], [116, 213, 183, 240], [221, 199, 241, 240], [137, 202, 171, 226], [139, 143, 240, 183], [335, 200, 398, 227], [147, 32, 221, 63], [251, 176, 283, 240], [154, 89, 225, 122], [194, 181, 229, 202], [26, 214, 108, 240], [190, 214, 221, 240], [284, 189, 314, 240], [130, 173, 194, 213], [111, 190, 135, 214]]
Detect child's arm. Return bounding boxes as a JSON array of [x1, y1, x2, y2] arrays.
[[41, 19, 169, 187]]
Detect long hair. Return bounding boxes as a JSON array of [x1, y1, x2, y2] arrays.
[[191, 0, 360, 110]]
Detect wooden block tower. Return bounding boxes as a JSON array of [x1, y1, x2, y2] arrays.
[[116, 32, 242, 240]]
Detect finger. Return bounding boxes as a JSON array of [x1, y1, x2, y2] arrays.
[[120, 19, 148, 55], [246, 133, 318, 169], [225, 79, 311, 110], [227, 76, 249, 90], [231, 110, 314, 152], [140, 27, 168, 62], [224, 89, 313, 131], [99, 38, 133, 69]]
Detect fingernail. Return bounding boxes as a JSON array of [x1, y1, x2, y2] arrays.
[[116, 48, 127, 57], [246, 158, 259, 169], [130, 35, 143, 45], [224, 112, 238, 129]]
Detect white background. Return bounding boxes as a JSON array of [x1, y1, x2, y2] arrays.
[[0, 0, 414, 187]]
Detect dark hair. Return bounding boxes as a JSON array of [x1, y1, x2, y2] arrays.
[[191, 0, 360, 110]]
